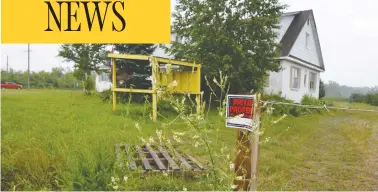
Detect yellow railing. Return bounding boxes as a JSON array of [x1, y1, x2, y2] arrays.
[[108, 53, 202, 121]]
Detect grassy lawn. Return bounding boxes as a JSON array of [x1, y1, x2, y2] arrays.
[[1, 89, 378, 191]]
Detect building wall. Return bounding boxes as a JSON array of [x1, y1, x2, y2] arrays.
[[289, 15, 321, 67], [152, 33, 177, 58], [95, 71, 112, 92], [263, 65, 283, 94], [280, 59, 320, 103]]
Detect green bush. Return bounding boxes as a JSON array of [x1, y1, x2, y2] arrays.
[[349, 93, 378, 106], [99, 89, 112, 103], [301, 94, 321, 105], [261, 93, 305, 117]]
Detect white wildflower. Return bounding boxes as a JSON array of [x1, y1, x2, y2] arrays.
[[235, 113, 244, 118], [111, 177, 115, 183], [163, 171, 168, 177], [272, 114, 287, 124], [135, 123, 141, 132], [173, 131, 185, 136], [149, 137, 155, 144], [173, 135, 181, 143], [156, 129, 163, 143], [229, 163, 234, 170], [183, 187, 187, 191], [213, 77, 218, 84], [194, 142, 200, 148], [231, 184, 238, 189], [139, 137, 146, 143], [168, 80, 178, 88], [123, 176, 128, 182], [113, 185, 119, 190], [218, 110, 224, 117]]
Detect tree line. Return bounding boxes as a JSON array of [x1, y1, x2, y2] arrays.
[[1, 67, 83, 89], [349, 92, 378, 106]]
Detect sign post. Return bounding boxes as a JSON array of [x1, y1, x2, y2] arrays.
[[226, 93, 261, 191]]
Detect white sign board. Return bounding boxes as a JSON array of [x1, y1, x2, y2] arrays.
[[225, 94, 256, 131]]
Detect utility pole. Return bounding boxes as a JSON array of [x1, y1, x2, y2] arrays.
[[28, 44, 30, 89], [25, 44, 31, 89]]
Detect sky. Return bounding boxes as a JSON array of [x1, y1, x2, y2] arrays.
[[1, 0, 377, 87]]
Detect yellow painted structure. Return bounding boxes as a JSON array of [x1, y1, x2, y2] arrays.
[[108, 53, 202, 121]]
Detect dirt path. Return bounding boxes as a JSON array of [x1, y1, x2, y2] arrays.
[[365, 122, 378, 190], [284, 116, 378, 190], [327, 116, 378, 190]]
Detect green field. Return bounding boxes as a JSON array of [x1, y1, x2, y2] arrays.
[[1, 89, 378, 191]]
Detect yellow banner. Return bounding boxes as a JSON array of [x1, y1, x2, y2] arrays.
[[1, 0, 171, 43]]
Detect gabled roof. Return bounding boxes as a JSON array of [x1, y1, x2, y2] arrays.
[[279, 9, 325, 71]]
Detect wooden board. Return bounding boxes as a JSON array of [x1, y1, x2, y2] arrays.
[[116, 144, 207, 173]]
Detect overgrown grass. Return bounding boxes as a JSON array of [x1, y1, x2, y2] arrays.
[[1, 89, 378, 190]]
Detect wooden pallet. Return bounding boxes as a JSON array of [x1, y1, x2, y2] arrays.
[[115, 144, 207, 172]]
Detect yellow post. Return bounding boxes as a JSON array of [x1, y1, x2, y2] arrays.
[[112, 58, 116, 112], [151, 57, 157, 121], [196, 65, 202, 116]]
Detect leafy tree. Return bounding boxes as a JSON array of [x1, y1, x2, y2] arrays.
[[165, 0, 286, 94], [58, 44, 108, 93], [319, 79, 325, 99]]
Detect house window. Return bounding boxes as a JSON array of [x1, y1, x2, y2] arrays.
[[307, 19, 310, 26], [291, 67, 300, 89], [304, 72, 307, 87], [100, 73, 109, 82], [309, 72, 317, 90], [305, 33, 310, 49]]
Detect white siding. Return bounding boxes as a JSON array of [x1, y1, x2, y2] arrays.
[[95, 72, 112, 92], [274, 15, 295, 43], [153, 33, 177, 58], [280, 60, 320, 103], [289, 15, 321, 67], [263, 68, 283, 94]]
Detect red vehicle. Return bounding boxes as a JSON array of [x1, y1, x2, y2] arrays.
[[1, 82, 23, 89]]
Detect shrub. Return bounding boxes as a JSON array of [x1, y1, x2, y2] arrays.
[[349, 93, 365, 103], [301, 94, 321, 105], [99, 89, 112, 103], [261, 93, 306, 116]]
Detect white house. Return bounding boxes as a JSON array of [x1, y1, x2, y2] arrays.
[[94, 65, 112, 92], [95, 9, 325, 103], [264, 9, 325, 103]]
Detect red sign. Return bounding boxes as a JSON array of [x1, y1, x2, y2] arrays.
[[227, 97, 254, 119]]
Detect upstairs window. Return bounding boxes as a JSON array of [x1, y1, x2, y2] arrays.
[[309, 72, 317, 90], [305, 33, 310, 49]]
